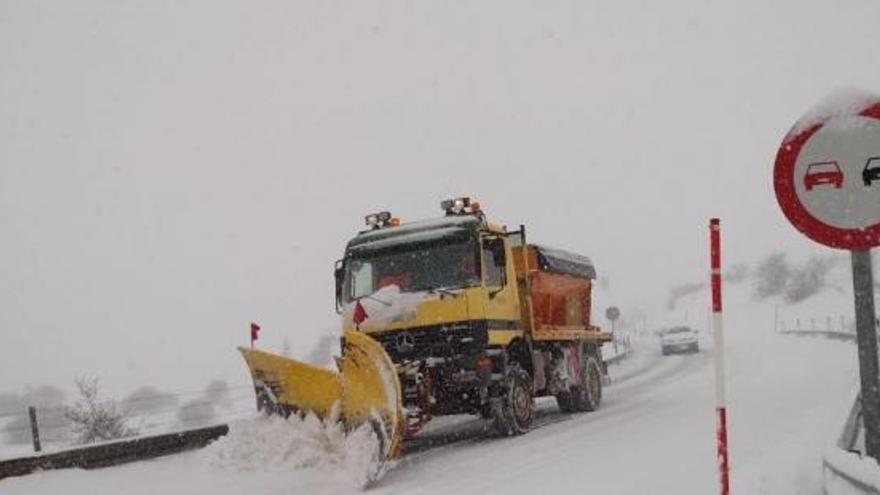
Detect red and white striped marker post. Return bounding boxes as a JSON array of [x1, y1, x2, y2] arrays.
[[710, 218, 730, 495]]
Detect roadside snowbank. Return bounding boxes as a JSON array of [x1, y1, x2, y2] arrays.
[[203, 412, 388, 489]]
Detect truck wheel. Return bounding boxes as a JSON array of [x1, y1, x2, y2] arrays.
[[572, 356, 602, 412], [493, 365, 533, 436]]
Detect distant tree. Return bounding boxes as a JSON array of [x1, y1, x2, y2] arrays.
[[784, 256, 838, 304], [64, 377, 137, 444], [281, 337, 291, 358], [177, 399, 216, 428], [121, 387, 179, 416], [203, 380, 232, 410], [752, 253, 791, 300]]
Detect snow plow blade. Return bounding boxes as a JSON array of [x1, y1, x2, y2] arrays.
[[238, 330, 404, 459]]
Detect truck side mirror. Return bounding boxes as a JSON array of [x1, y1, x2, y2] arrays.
[[334, 260, 344, 312]]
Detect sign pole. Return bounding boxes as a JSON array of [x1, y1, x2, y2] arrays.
[[851, 249, 880, 459], [710, 218, 730, 495]]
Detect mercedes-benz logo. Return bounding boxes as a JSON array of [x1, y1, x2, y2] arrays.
[[395, 333, 415, 353]]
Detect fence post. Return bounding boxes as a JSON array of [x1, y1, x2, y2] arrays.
[[774, 305, 779, 333], [28, 406, 41, 453]]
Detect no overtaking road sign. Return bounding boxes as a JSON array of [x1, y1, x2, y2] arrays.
[[774, 99, 880, 249], [774, 92, 880, 462]]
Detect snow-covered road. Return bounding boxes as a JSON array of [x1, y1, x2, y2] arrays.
[[382, 341, 717, 494], [1, 327, 859, 495]]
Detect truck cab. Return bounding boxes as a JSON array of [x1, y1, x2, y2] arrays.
[[335, 198, 608, 436]]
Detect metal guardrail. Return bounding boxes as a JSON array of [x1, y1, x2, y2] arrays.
[[778, 329, 856, 341], [821, 390, 880, 494], [0, 424, 228, 480], [604, 346, 631, 365], [823, 448, 880, 495]]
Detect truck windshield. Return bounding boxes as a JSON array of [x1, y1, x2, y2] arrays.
[[343, 240, 479, 302]]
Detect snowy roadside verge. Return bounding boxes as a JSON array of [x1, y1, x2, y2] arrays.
[[775, 330, 880, 494]]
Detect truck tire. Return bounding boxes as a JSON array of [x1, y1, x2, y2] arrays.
[[493, 365, 533, 436], [556, 350, 603, 413], [572, 356, 602, 412]]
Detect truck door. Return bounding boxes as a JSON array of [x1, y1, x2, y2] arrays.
[[481, 236, 522, 341]]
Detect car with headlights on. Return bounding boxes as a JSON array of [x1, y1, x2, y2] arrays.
[[660, 326, 699, 355]]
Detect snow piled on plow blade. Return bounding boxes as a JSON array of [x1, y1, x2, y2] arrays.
[[202, 412, 394, 489]]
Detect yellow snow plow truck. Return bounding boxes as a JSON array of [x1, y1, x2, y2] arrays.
[[239, 197, 612, 461]]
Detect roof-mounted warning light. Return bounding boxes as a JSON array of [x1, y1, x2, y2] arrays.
[[441, 197, 482, 216], [365, 211, 393, 229]]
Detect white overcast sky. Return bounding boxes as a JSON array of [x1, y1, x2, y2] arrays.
[[2, 0, 880, 397]]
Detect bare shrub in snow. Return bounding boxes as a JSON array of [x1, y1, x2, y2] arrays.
[[752, 252, 791, 300], [65, 377, 137, 444]]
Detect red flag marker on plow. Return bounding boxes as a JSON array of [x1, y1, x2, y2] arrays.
[[250, 322, 261, 348], [353, 300, 368, 330]]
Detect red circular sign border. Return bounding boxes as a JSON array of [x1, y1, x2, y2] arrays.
[[774, 102, 880, 250]]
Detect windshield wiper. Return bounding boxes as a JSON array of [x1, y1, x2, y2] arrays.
[[358, 293, 392, 306], [427, 287, 460, 298]]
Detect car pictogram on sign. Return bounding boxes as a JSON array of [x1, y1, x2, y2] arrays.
[[804, 161, 844, 191], [863, 156, 880, 187]]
